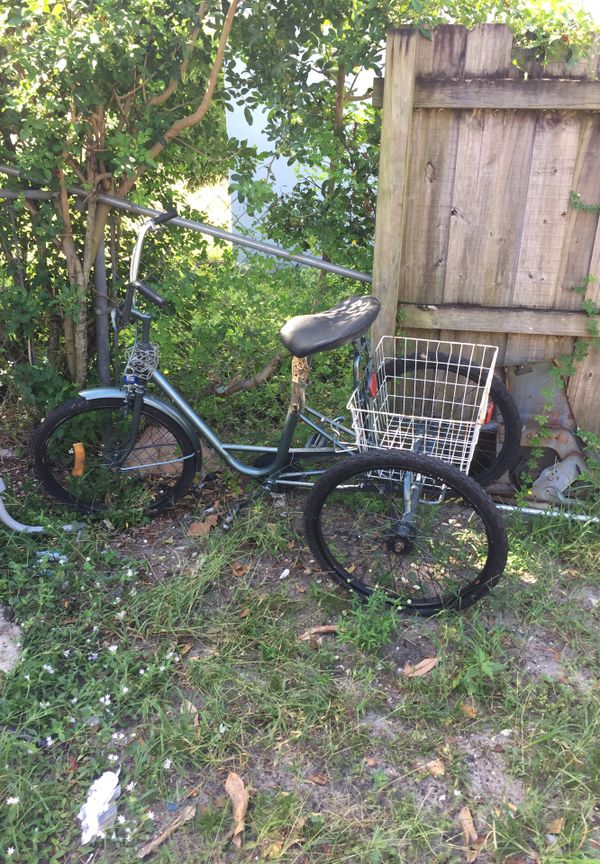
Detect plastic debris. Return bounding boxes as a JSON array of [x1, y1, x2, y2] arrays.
[[78, 770, 121, 845]]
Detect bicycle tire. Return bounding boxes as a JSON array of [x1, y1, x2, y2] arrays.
[[304, 450, 507, 615], [382, 354, 521, 486], [34, 397, 198, 514]]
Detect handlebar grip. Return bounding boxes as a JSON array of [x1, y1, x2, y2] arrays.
[[151, 209, 178, 226], [132, 280, 169, 309]]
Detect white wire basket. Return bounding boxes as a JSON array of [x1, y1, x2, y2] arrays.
[[347, 336, 499, 475]]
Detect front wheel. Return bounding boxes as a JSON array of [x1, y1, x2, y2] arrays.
[[34, 397, 198, 513], [303, 451, 507, 615]]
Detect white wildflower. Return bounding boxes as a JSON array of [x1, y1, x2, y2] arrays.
[[6, 796, 19, 805], [107, 645, 118, 653], [63, 649, 71, 657], [115, 610, 126, 620], [117, 814, 126, 824], [163, 758, 172, 770], [121, 685, 129, 694], [42, 664, 55, 674], [145, 810, 155, 821], [126, 781, 136, 792], [107, 754, 119, 762], [99, 694, 111, 706], [45, 737, 53, 747], [6, 847, 15, 856]]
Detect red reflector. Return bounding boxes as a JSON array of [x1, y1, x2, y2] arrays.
[[369, 372, 378, 398], [484, 401, 494, 424]]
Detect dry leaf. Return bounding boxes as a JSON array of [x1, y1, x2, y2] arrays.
[[460, 703, 478, 719], [137, 804, 196, 859], [425, 758, 445, 777], [365, 757, 377, 767], [180, 699, 199, 729], [225, 772, 249, 848], [403, 657, 439, 677], [238, 608, 250, 619], [188, 514, 219, 537], [546, 817, 564, 834], [179, 642, 193, 656], [232, 562, 250, 577], [307, 773, 329, 786], [458, 805, 480, 864], [299, 624, 338, 641]]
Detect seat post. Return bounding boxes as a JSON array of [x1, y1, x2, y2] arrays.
[[290, 355, 311, 412]]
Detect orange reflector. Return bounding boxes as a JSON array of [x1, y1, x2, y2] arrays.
[[484, 401, 494, 424], [369, 372, 378, 398], [72, 442, 85, 477]]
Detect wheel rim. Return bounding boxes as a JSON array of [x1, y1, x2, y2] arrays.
[[312, 462, 494, 610], [41, 403, 192, 512]]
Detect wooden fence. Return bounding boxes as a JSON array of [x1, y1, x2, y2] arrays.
[[372, 24, 600, 433]]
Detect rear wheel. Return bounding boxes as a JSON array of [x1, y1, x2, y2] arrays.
[[303, 451, 507, 615], [382, 354, 521, 486], [34, 397, 198, 513]]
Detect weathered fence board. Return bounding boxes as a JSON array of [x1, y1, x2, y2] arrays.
[[373, 24, 600, 432], [373, 78, 600, 110]]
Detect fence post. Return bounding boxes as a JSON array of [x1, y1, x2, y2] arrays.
[[372, 29, 417, 347]]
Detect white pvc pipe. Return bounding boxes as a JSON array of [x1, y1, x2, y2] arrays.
[[0, 478, 44, 533]]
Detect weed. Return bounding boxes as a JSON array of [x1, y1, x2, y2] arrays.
[[337, 591, 400, 652]]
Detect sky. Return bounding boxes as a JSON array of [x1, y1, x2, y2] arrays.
[[578, 0, 600, 21]]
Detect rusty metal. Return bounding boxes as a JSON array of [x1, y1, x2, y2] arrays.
[[290, 356, 310, 412]]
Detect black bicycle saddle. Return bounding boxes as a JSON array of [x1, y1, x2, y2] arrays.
[[279, 295, 380, 357]]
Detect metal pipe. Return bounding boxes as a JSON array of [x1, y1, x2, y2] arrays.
[[495, 503, 599, 523], [94, 239, 111, 385], [0, 163, 373, 284]]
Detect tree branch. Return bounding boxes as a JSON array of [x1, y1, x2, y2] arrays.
[[147, 2, 209, 108], [201, 354, 282, 397], [118, 0, 238, 198]]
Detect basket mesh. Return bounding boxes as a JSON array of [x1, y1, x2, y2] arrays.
[[348, 337, 498, 475]]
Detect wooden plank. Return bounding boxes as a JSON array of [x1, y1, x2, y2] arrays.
[[556, 115, 600, 300], [399, 108, 460, 306], [414, 25, 469, 77], [372, 29, 417, 346], [399, 303, 593, 336], [373, 78, 600, 110], [440, 25, 515, 358], [505, 111, 582, 372], [442, 110, 537, 307], [567, 208, 600, 433], [397, 25, 469, 343]]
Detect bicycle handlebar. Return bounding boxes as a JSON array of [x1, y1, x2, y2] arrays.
[[120, 208, 179, 326], [131, 279, 169, 309], [151, 208, 178, 226]]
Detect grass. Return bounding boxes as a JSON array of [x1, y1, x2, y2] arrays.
[[1, 475, 599, 863]]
